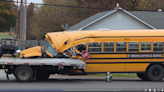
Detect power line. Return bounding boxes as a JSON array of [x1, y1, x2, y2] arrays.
[[1, 0, 111, 10], [35, 3, 110, 10]]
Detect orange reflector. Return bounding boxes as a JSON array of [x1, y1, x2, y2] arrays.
[[57, 63, 62, 66], [40, 63, 46, 65], [71, 64, 76, 66], [7, 63, 13, 65], [24, 63, 29, 65]]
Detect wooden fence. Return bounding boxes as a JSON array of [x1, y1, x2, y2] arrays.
[[17, 39, 47, 50]]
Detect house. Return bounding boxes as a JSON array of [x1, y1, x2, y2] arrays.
[[67, 3, 164, 31]]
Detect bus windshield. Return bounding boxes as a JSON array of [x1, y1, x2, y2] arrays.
[[46, 40, 57, 57]]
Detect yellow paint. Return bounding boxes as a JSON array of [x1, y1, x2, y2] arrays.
[[20, 46, 42, 58], [45, 50, 53, 58], [84, 63, 149, 72], [85, 58, 164, 62], [45, 29, 164, 53], [24, 52, 42, 58]]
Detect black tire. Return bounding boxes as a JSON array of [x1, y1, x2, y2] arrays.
[[136, 73, 149, 81], [147, 64, 164, 81], [35, 71, 50, 81], [14, 66, 34, 82]]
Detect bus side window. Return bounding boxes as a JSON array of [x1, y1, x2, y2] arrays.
[[116, 42, 126, 52], [104, 42, 114, 53], [75, 43, 87, 52], [153, 42, 163, 52], [88, 42, 102, 53], [141, 42, 151, 51], [128, 42, 139, 52]]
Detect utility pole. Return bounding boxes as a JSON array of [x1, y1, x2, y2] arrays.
[[16, 0, 19, 38], [20, 0, 23, 40], [24, 0, 27, 40], [20, 0, 27, 40], [22, 0, 26, 40]]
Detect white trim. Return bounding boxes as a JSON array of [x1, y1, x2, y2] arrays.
[[78, 10, 117, 30], [122, 10, 156, 29]]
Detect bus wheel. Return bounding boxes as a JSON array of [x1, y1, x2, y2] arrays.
[[147, 64, 164, 81], [35, 71, 50, 81], [136, 73, 149, 81], [14, 66, 33, 82]]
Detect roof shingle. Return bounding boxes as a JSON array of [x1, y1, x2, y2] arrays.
[[67, 10, 114, 30], [129, 11, 164, 29], [67, 9, 164, 30]]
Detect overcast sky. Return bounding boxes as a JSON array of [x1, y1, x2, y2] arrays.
[[26, 0, 42, 3]]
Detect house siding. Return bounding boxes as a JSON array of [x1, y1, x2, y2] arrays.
[[83, 11, 151, 30]]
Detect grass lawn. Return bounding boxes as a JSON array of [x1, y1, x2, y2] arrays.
[[0, 33, 13, 43], [88, 73, 138, 78], [0, 34, 13, 39]]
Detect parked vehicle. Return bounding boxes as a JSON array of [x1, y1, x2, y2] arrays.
[[0, 45, 2, 58], [1, 38, 16, 56]]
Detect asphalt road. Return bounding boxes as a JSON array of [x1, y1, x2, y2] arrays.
[[0, 71, 163, 91]]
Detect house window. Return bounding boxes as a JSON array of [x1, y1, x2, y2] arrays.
[[129, 42, 139, 52], [104, 42, 114, 52], [116, 42, 126, 52], [141, 42, 151, 51], [153, 42, 163, 52], [88, 42, 102, 53]]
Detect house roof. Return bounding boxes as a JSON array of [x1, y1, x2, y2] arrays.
[[67, 8, 164, 30], [129, 11, 164, 29], [67, 10, 117, 30]]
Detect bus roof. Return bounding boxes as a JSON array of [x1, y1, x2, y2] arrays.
[[45, 29, 164, 52]]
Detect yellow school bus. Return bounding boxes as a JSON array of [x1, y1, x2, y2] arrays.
[[21, 29, 164, 81]]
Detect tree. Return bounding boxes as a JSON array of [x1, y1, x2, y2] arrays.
[[26, 3, 35, 40], [136, 0, 164, 10], [30, 0, 164, 39], [30, 0, 65, 39], [0, 1, 17, 32]]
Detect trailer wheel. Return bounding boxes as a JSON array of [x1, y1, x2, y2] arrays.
[[136, 73, 149, 81], [14, 66, 33, 82], [35, 71, 50, 81], [147, 64, 164, 81]]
